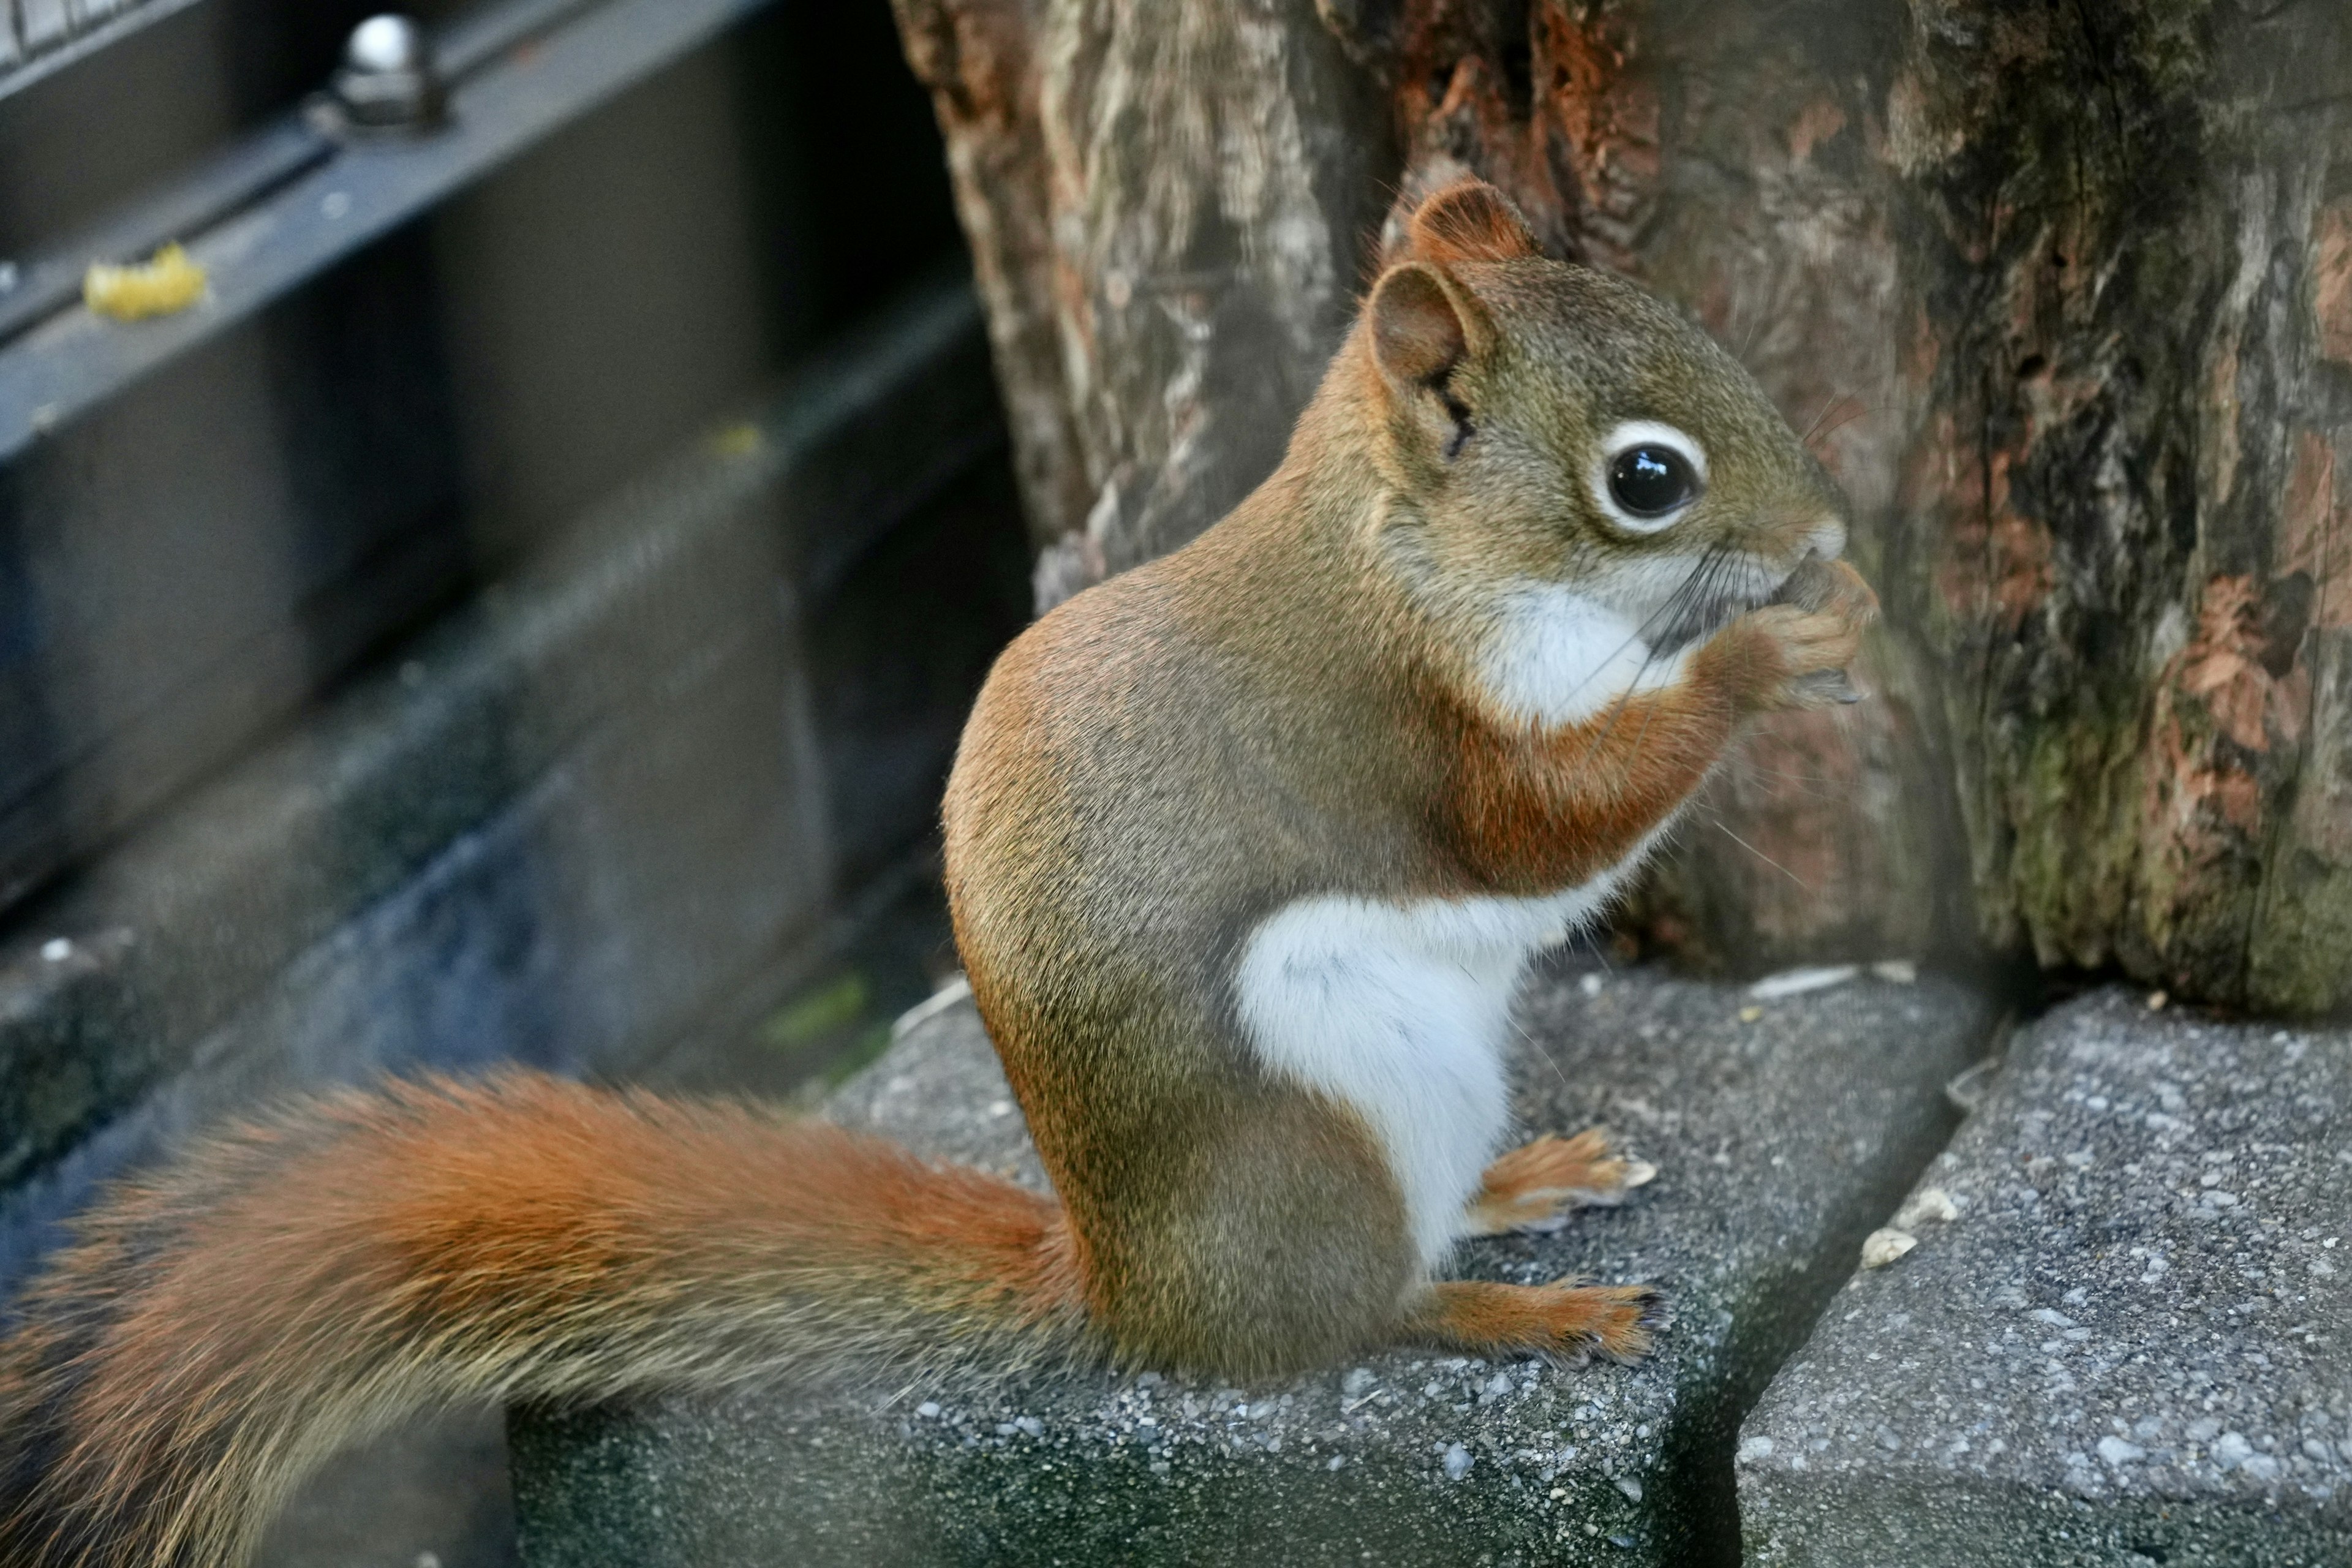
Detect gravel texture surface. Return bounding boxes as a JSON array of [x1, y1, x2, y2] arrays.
[[1740, 988, 2352, 1567], [513, 963, 1991, 1567]]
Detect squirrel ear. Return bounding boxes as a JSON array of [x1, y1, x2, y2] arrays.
[[1403, 179, 1542, 268], [1368, 262, 1478, 390]]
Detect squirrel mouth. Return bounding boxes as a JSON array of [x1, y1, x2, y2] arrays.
[[1648, 552, 1784, 654]]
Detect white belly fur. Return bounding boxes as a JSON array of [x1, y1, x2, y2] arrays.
[[1232, 849, 1662, 1272]]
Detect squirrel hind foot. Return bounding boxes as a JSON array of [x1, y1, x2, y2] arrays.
[[1401, 1280, 1667, 1365], [1463, 1129, 1655, 1236], [1562, 1281, 1671, 1363]]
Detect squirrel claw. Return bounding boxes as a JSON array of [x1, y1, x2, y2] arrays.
[[1540, 1280, 1669, 1363]]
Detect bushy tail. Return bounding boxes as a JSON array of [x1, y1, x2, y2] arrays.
[[0, 1072, 1085, 1568]]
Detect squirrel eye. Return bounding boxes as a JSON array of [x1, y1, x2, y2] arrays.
[[1607, 444, 1699, 518]]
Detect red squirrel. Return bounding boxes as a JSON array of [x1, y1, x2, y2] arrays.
[[0, 180, 1874, 1566]]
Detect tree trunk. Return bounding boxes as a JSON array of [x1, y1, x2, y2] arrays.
[[894, 0, 2352, 1016], [887, 0, 1398, 598]]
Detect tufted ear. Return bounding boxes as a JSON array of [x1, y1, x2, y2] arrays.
[[1368, 263, 1475, 391], [1402, 178, 1541, 268]]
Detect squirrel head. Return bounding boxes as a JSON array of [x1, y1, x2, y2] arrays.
[[1355, 179, 1849, 661]]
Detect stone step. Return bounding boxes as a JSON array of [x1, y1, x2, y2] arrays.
[[1738, 988, 2352, 1566], [512, 963, 1993, 1566]]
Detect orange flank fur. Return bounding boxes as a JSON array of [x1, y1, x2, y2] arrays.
[[1434, 573, 1871, 892]]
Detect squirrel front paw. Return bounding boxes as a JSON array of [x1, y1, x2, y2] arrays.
[[1716, 557, 1880, 712], [1465, 1129, 1656, 1236]]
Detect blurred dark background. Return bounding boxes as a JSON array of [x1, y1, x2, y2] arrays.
[[0, 0, 992, 906], [0, 2, 1026, 1559]]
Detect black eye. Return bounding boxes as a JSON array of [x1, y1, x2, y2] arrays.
[[1607, 444, 1699, 518]]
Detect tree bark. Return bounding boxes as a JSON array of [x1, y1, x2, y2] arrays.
[[888, 0, 1398, 598], [894, 0, 2352, 1015]]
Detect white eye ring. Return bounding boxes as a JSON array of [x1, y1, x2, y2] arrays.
[[1592, 421, 1708, 535]]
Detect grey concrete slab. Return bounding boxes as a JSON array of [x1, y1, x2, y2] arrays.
[[257, 1410, 518, 1568], [511, 963, 1993, 1567], [1738, 989, 2352, 1567]]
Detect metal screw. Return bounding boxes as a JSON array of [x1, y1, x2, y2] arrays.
[[332, 14, 446, 131], [348, 14, 421, 74]]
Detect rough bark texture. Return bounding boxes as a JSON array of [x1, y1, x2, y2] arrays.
[[888, 0, 1398, 598], [893, 0, 2352, 1015]]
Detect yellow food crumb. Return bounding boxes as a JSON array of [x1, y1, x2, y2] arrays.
[[708, 421, 763, 458], [83, 243, 208, 322]]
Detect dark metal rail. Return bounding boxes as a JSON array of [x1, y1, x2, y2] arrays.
[[0, 0, 778, 466]]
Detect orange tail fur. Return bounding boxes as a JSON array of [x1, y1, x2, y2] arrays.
[[0, 1072, 1084, 1568]]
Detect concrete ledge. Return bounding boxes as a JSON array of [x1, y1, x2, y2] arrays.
[[1738, 989, 2351, 1566], [512, 963, 1994, 1566]]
